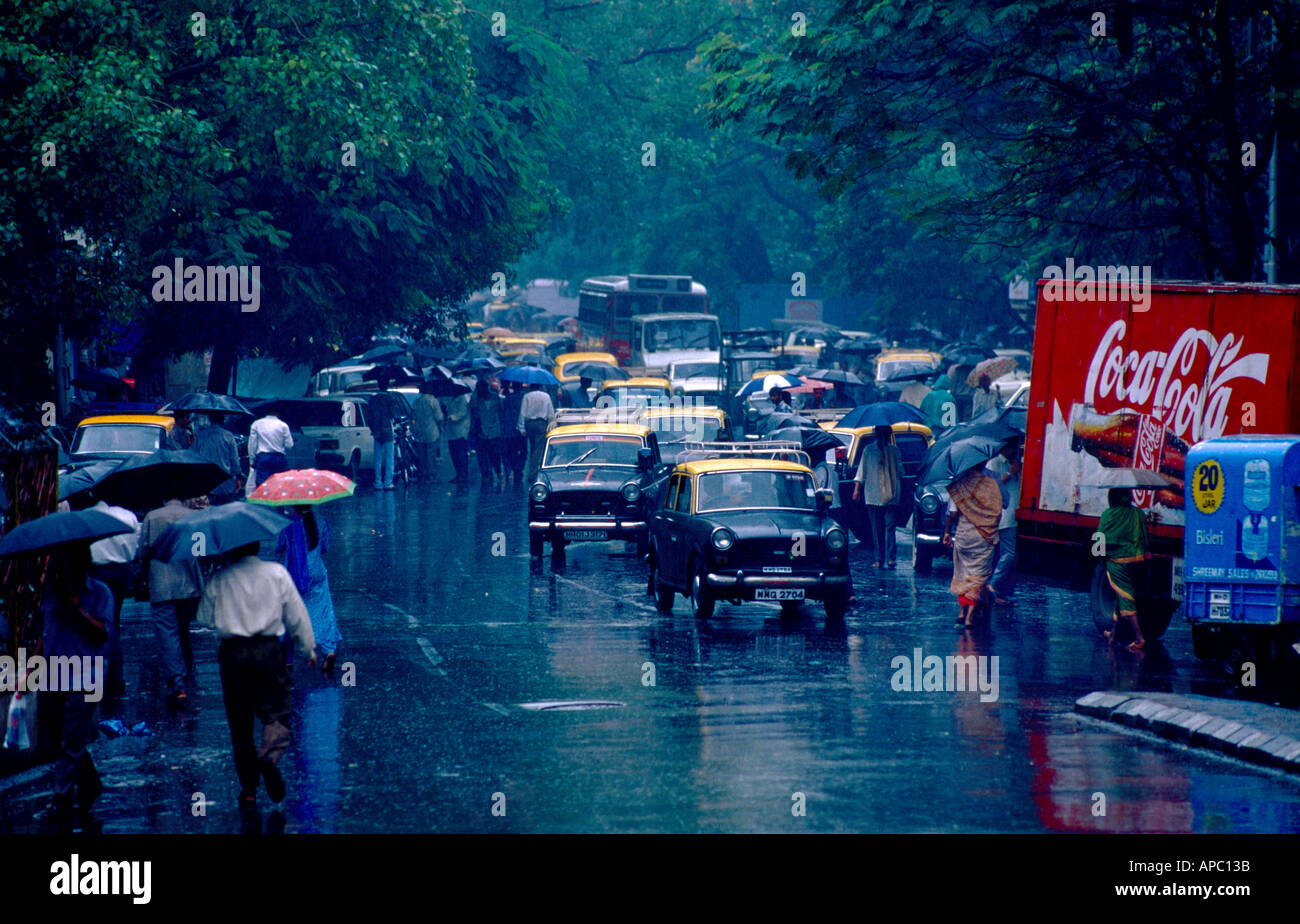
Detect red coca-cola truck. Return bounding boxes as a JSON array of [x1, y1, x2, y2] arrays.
[[1018, 280, 1300, 600]]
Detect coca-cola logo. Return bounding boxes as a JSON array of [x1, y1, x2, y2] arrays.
[[1084, 320, 1270, 443]]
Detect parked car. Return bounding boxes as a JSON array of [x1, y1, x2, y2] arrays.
[[910, 480, 951, 572], [69, 414, 176, 463], [249, 396, 374, 480], [528, 422, 672, 557], [647, 457, 850, 620]]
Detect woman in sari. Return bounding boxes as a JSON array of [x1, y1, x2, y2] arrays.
[[1098, 488, 1148, 652], [943, 465, 1003, 627], [276, 506, 343, 675]]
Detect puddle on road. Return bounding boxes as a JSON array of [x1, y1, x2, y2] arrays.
[[518, 700, 626, 712]]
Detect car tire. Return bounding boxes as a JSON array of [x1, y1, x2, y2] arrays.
[[779, 600, 801, 619], [690, 563, 714, 621], [635, 532, 648, 559], [823, 590, 849, 620], [530, 533, 544, 558], [649, 553, 674, 614], [913, 540, 934, 573], [347, 452, 361, 484]]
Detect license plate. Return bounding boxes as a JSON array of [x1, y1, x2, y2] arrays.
[[564, 530, 607, 541], [756, 588, 804, 601], [1209, 602, 1232, 620]]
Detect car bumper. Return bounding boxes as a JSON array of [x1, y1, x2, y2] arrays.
[[914, 530, 947, 548], [529, 518, 647, 540], [705, 570, 850, 599]]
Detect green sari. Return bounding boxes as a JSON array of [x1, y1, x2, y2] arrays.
[[1099, 505, 1148, 618]]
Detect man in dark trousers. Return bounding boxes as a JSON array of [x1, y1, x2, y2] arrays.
[[367, 378, 400, 490], [198, 542, 315, 809], [191, 413, 243, 504]]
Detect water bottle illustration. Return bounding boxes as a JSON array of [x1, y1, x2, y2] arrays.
[[1242, 458, 1270, 512], [1240, 459, 1270, 562]]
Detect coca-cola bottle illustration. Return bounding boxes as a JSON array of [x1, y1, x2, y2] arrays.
[[1070, 406, 1187, 507]]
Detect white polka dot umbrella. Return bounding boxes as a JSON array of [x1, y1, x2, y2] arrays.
[[248, 469, 356, 506]]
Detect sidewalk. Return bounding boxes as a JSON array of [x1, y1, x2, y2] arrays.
[[1075, 690, 1300, 774]]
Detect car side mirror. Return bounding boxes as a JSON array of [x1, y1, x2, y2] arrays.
[[638, 448, 654, 471]]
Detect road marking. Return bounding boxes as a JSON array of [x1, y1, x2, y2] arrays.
[[551, 573, 658, 614]]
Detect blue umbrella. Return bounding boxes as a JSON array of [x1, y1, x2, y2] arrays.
[[0, 509, 133, 557], [837, 401, 926, 429], [154, 502, 293, 562], [735, 373, 803, 399], [58, 460, 120, 502], [498, 366, 560, 387]]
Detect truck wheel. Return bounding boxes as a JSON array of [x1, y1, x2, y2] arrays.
[[529, 533, 543, 558], [1191, 624, 1219, 661], [913, 541, 933, 573], [690, 563, 714, 620]]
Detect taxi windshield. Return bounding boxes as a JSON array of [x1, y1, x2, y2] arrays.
[[696, 470, 816, 512], [653, 417, 721, 444], [73, 423, 164, 455], [543, 435, 642, 468]]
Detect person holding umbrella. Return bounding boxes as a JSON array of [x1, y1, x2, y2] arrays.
[[500, 382, 526, 486], [156, 503, 314, 808], [367, 374, 400, 491], [852, 425, 903, 568], [411, 382, 444, 484], [445, 383, 472, 484], [518, 383, 555, 483], [190, 413, 243, 504], [470, 378, 504, 487], [0, 509, 133, 826], [942, 464, 1003, 627], [561, 375, 594, 409], [1098, 487, 1150, 652], [138, 494, 204, 708]]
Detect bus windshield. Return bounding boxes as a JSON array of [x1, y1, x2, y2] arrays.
[[644, 319, 719, 352]]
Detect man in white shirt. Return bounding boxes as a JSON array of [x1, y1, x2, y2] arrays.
[[248, 412, 293, 492], [198, 543, 315, 807], [87, 499, 139, 710], [517, 384, 555, 482]]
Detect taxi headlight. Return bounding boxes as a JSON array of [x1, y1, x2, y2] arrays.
[[919, 492, 939, 515], [711, 527, 736, 551], [825, 528, 847, 551], [621, 482, 641, 503], [530, 482, 549, 503]]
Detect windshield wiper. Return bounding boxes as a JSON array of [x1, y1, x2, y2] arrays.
[[563, 447, 599, 468]]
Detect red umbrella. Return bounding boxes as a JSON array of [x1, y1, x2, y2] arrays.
[[248, 469, 356, 506]]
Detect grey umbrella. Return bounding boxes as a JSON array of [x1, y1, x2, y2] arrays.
[[153, 502, 292, 562], [917, 428, 1014, 487], [1078, 468, 1175, 488], [93, 450, 230, 510], [166, 392, 252, 416], [0, 509, 133, 557]]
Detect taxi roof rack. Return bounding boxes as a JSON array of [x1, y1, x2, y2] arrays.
[[677, 440, 811, 466], [550, 407, 646, 428]]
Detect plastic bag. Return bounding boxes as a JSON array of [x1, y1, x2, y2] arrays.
[[5, 693, 30, 751]]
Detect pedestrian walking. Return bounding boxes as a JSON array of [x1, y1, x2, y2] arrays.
[[138, 496, 203, 707], [276, 507, 342, 674], [445, 388, 471, 483], [501, 383, 526, 486], [852, 425, 903, 568], [191, 413, 243, 504], [986, 442, 1022, 604], [1098, 488, 1150, 652], [367, 378, 400, 490], [86, 497, 138, 712], [560, 376, 594, 409], [519, 383, 555, 483], [248, 410, 293, 492], [33, 544, 113, 826], [411, 384, 444, 484], [921, 374, 957, 433], [971, 373, 999, 417], [197, 542, 315, 808], [942, 465, 1002, 627], [471, 379, 503, 486]]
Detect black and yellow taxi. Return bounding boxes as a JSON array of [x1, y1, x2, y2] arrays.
[[528, 422, 671, 557], [647, 456, 850, 620], [595, 376, 673, 410], [642, 405, 731, 463]]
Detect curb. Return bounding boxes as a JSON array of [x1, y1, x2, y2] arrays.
[[1075, 691, 1300, 775]]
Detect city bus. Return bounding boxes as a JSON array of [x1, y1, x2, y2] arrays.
[[577, 274, 709, 364]]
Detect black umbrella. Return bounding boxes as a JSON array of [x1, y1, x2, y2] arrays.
[[769, 425, 844, 454], [359, 343, 411, 364], [167, 392, 252, 416], [0, 509, 133, 558], [93, 449, 229, 510], [154, 502, 293, 562], [425, 379, 471, 397], [71, 368, 127, 392], [807, 368, 865, 385], [918, 426, 1015, 486], [452, 357, 506, 376], [362, 364, 422, 385], [968, 403, 1027, 433], [455, 343, 502, 362], [58, 460, 120, 502], [563, 361, 628, 381], [940, 342, 996, 367]]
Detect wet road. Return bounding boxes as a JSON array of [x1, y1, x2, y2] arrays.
[[5, 475, 1300, 833]]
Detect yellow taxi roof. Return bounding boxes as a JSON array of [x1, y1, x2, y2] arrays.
[[831, 422, 933, 437], [643, 406, 726, 421], [77, 414, 174, 428], [497, 337, 546, 346], [556, 352, 618, 368], [748, 369, 788, 380], [877, 349, 941, 362], [679, 458, 812, 476], [547, 423, 652, 439], [600, 377, 671, 390]]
